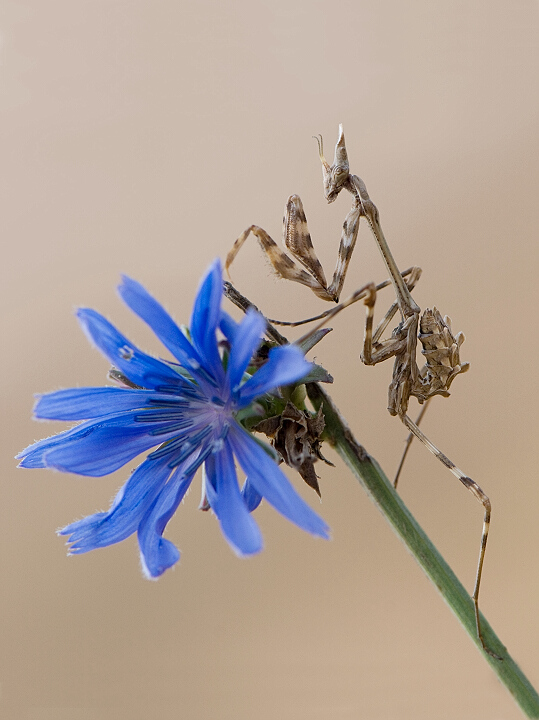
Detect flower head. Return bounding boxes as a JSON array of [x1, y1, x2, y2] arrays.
[[17, 260, 329, 577]]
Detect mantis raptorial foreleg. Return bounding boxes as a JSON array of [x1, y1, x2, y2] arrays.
[[226, 128, 362, 303]]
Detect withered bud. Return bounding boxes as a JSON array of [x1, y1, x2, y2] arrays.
[[252, 401, 333, 497]]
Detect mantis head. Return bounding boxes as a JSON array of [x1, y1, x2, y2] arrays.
[[314, 124, 349, 203]]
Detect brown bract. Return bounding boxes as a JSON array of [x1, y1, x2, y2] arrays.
[[253, 402, 333, 497]]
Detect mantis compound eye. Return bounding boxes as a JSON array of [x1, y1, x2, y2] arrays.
[[332, 166, 349, 187]]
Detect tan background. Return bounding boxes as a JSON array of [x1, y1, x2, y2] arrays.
[[2, 2, 538, 718]]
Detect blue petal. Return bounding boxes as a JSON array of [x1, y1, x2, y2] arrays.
[[237, 345, 312, 407], [219, 311, 239, 344], [18, 412, 178, 476], [137, 471, 194, 578], [241, 477, 263, 512], [228, 422, 330, 539], [226, 308, 266, 393], [205, 443, 263, 556], [34, 387, 170, 421], [189, 260, 225, 384], [77, 308, 188, 391], [59, 455, 173, 552], [118, 276, 205, 377], [18, 416, 118, 468]]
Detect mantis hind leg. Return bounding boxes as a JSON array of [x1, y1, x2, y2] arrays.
[[400, 413, 501, 660]]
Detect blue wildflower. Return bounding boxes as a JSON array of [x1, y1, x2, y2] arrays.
[[17, 260, 330, 577]]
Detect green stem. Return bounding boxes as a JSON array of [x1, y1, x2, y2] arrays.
[[306, 381, 539, 718], [223, 281, 538, 715]]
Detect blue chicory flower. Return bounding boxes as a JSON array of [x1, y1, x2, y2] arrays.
[[17, 259, 330, 577]]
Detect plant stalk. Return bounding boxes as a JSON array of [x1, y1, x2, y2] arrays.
[[224, 280, 539, 717], [306, 381, 539, 718]]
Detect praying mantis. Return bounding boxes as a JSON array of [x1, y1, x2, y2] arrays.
[[225, 126, 499, 658]]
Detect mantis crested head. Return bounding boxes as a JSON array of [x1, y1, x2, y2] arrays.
[[314, 124, 349, 203]]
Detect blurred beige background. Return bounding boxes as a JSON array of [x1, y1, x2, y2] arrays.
[[2, 2, 538, 718]]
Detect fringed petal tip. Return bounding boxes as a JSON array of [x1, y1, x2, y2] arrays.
[[139, 538, 181, 579], [228, 538, 264, 559], [56, 527, 86, 555], [57, 531, 86, 557]]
